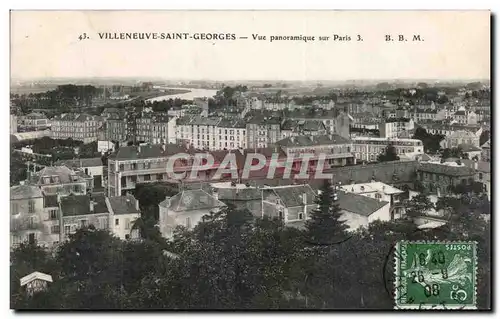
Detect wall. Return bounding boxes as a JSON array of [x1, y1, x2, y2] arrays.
[[367, 203, 391, 223], [339, 210, 369, 231], [111, 213, 140, 240]]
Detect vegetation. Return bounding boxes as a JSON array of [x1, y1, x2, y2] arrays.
[[412, 127, 444, 154], [377, 144, 400, 162], [10, 185, 490, 309]]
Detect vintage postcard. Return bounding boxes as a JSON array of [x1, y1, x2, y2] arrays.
[[9, 10, 491, 310]]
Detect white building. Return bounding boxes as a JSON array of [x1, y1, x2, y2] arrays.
[[340, 181, 404, 206], [352, 137, 424, 162], [106, 194, 141, 240]]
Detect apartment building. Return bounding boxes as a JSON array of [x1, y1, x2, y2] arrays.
[[352, 137, 424, 162], [19, 112, 50, 130], [176, 115, 222, 150], [440, 130, 481, 149], [217, 118, 247, 150], [51, 113, 104, 143], [107, 143, 187, 197], [246, 115, 282, 149], [280, 119, 327, 139], [276, 134, 356, 167], [379, 118, 415, 138]]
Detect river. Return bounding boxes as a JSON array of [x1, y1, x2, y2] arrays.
[[147, 87, 218, 102]]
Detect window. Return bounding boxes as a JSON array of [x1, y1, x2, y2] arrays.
[[157, 173, 163, 180], [125, 218, 131, 230], [51, 225, 60, 234], [80, 219, 88, 228], [64, 225, 71, 234], [278, 210, 283, 220], [11, 203, 19, 215], [49, 209, 58, 220], [28, 200, 35, 214], [298, 212, 304, 220], [98, 217, 107, 229], [144, 175, 151, 181], [479, 173, 483, 180], [375, 193, 382, 199], [115, 218, 119, 226], [28, 233, 36, 245]]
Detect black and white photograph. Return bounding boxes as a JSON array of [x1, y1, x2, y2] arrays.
[[8, 9, 492, 310]]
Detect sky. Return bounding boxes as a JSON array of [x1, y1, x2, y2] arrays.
[[10, 11, 491, 81]]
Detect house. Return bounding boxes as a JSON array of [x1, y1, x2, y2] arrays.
[[29, 166, 89, 196], [263, 184, 391, 232], [209, 182, 262, 217], [55, 157, 104, 189], [261, 184, 317, 222], [105, 194, 141, 240], [10, 184, 45, 248], [440, 130, 481, 149], [59, 194, 109, 242], [340, 181, 404, 206], [20, 272, 53, 296], [336, 191, 391, 231], [462, 160, 491, 200], [417, 161, 477, 196], [158, 189, 227, 238]]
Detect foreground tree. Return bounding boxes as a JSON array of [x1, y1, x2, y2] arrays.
[[305, 180, 348, 246]]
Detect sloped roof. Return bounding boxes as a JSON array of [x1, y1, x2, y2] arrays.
[[159, 189, 227, 212], [60, 194, 108, 217], [418, 162, 476, 177], [10, 185, 43, 200], [110, 144, 187, 161], [55, 157, 103, 168], [20, 272, 53, 286], [32, 166, 81, 185], [481, 139, 490, 149], [107, 195, 140, 215], [337, 191, 389, 217], [264, 184, 317, 207]]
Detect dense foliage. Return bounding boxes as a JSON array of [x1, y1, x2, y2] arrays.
[[11, 185, 491, 310]]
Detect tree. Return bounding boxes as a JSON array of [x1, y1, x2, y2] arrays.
[[305, 180, 348, 246], [377, 144, 400, 162], [404, 192, 435, 220]]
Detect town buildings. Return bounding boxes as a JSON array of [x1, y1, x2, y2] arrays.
[[379, 118, 415, 138], [275, 134, 356, 168], [158, 189, 226, 238], [417, 161, 476, 195], [51, 113, 104, 143], [440, 129, 481, 149], [352, 137, 424, 162], [19, 112, 50, 131], [107, 143, 187, 197], [246, 115, 282, 149], [106, 194, 141, 240]]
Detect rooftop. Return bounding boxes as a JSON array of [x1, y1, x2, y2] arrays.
[[263, 184, 317, 207], [159, 189, 227, 212], [276, 134, 352, 148], [110, 144, 188, 161], [60, 194, 108, 217], [340, 181, 403, 195], [418, 162, 476, 177], [107, 195, 140, 215], [55, 157, 103, 168], [337, 191, 390, 217], [10, 185, 43, 200]]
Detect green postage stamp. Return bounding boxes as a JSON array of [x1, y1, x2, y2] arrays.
[[394, 241, 477, 309]]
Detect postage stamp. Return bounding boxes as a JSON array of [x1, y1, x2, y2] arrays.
[[394, 241, 477, 310]]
